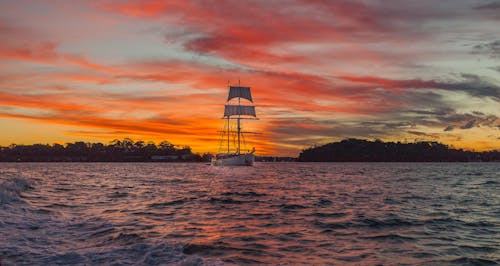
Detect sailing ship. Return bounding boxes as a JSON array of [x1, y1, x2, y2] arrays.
[[211, 82, 258, 166]]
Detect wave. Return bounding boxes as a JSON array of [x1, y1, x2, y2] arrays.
[[314, 220, 351, 229], [420, 217, 496, 229], [221, 191, 267, 197], [148, 197, 196, 208], [361, 233, 416, 242], [33, 242, 217, 266], [0, 177, 32, 205], [182, 241, 266, 264], [311, 212, 347, 218], [359, 218, 414, 228], [183, 242, 241, 256], [280, 204, 307, 212], [314, 198, 333, 206], [107, 192, 129, 199], [207, 197, 243, 204], [458, 245, 497, 253], [447, 257, 498, 265], [357, 216, 482, 229], [314, 217, 419, 230]]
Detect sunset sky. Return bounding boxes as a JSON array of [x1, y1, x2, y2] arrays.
[[0, 0, 499, 156]]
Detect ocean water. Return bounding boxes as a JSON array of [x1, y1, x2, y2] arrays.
[[0, 162, 498, 265]]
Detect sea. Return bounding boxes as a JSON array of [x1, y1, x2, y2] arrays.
[[0, 162, 498, 265]]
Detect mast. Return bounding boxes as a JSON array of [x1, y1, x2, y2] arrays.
[[227, 115, 230, 153], [237, 78, 241, 154], [227, 81, 230, 153]]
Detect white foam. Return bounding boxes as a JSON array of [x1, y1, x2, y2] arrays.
[[0, 177, 31, 205]]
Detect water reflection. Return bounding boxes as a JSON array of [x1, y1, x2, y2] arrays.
[[0, 162, 498, 265]]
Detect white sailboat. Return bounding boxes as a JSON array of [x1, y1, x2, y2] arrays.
[[211, 82, 258, 166]]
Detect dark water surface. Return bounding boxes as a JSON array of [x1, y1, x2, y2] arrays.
[[0, 162, 498, 265]]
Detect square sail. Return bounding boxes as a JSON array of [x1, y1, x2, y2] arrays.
[[228, 86, 253, 102], [224, 105, 256, 117]]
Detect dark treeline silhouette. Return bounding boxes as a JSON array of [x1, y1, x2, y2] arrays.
[[0, 138, 209, 162], [299, 139, 500, 162]]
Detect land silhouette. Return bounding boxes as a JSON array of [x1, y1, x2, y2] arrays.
[[0, 138, 206, 162], [299, 139, 499, 162], [1, 138, 498, 162]]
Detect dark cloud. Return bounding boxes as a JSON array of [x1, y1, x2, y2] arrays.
[[439, 112, 498, 128], [340, 74, 500, 101], [472, 40, 500, 59], [408, 109, 499, 131], [444, 125, 454, 131], [407, 107, 455, 116], [359, 121, 415, 129], [474, 1, 500, 10], [444, 74, 500, 100], [407, 131, 439, 139], [460, 120, 476, 129]]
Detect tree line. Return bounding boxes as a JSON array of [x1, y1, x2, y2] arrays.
[[298, 139, 500, 162], [0, 138, 212, 162]]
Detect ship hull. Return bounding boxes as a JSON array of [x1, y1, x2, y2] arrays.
[[211, 153, 255, 166]]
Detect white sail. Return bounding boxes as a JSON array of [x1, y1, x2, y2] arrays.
[[224, 105, 256, 117], [228, 86, 253, 102]]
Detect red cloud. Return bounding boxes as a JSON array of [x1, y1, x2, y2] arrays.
[[95, 0, 416, 69], [0, 42, 58, 63]]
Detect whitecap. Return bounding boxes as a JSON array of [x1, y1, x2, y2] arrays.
[[0, 177, 32, 205]]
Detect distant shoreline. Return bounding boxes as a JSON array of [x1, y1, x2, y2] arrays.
[[0, 161, 498, 163], [1, 138, 498, 162], [299, 139, 499, 162]]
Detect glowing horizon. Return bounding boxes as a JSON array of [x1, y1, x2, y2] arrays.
[[0, 0, 499, 156]]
